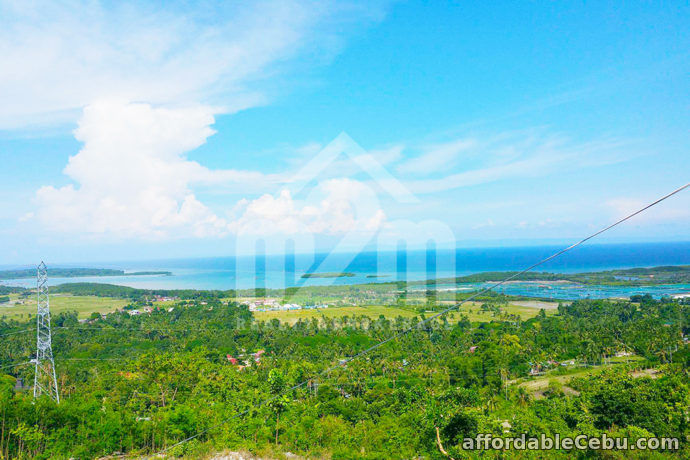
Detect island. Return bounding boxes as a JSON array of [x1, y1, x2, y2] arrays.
[[300, 272, 356, 279], [0, 268, 172, 280], [422, 265, 690, 286]]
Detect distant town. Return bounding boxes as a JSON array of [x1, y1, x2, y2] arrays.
[[246, 298, 329, 312]]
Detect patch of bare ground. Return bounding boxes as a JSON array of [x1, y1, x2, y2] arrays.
[[208, 452, 307, 460], [511, 300, 560, 310], [630, 368, 660, 378]]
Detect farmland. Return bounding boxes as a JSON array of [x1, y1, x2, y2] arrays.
[[0, 293, 129, 320]]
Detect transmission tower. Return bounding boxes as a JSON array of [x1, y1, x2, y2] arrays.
[[33, 262, 59, 403]]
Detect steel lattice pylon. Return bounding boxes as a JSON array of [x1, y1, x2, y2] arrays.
[[33, 262, 59, 403]]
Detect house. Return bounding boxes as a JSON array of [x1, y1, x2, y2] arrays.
[[128, 310, 141, 316], [468, 346, 478, 353], [152, 295, 178, 302], [226, 355, 239, 365], [528, 363, 544, 376], [253, 350, 266, 364]]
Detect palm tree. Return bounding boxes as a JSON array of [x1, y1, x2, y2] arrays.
[[515, 387, 531, 408]]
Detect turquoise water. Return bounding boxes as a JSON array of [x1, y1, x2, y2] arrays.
[[423, 281, 690, 301], [2, 242, 689, 299]]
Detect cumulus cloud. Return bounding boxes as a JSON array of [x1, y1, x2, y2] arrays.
[[9, 1, 392, 239], [230, 178, 386, 236], [33, 101, 389, 239], [32, 103, 393, 239], [35, 101, 231, 238]]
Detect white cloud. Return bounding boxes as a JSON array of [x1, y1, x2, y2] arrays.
[[401, 132, 630, 194], [35, 101, 231, 238], [606, 197, 690, 224], [471, 218, 495, 230], [0, 0, 385, 129], [9, 1, 391, 239], [396, 138, 476, 175], [30, 104, 393, 239], [230, 178, 386, 236]]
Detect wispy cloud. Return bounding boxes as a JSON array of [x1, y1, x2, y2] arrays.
[[606, 196, 690, 224], [396, 138, 476, 175], [399, 132, 632, 194], [0, 0, 387, 130]]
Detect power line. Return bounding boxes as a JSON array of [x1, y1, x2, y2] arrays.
[[4, 325, 261, 337], [0, 355, 222, 372], [154, 182, 690, 456], [0, 328, 35, 338], [0, 361, 31, 371]]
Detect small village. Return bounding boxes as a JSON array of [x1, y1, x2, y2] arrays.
[[225, 349, 266, 371], [246, 298, 329, 312]]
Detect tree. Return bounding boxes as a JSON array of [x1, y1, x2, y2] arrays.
[[267, 369, 290, 445]]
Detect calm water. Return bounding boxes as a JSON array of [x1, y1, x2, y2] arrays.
[[423, 281, 690, 301], [2, 242, 690, 299]]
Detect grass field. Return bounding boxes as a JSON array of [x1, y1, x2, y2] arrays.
[[447, 301, 557, 322], [253, 304, 418, 324], [0, 292, 558, 323], [0, 293, 129, 319], [513, 354, 647, 398], [253, 301, 557, 324]]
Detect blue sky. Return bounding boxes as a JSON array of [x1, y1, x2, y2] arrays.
[[0, 1, 689, 265]]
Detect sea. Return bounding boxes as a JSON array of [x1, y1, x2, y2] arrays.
[[2, 242, 690, 300]]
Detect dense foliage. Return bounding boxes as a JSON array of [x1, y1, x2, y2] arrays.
[[436, 265, 690, 286], [0, 295, 688, 458]]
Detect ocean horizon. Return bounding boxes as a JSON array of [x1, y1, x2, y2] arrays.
[[2, 241, 689, 294]]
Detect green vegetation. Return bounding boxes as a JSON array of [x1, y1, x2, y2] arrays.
[[0, 292, 687, 458], [254, 301, 556, 325], [0, 293, 130, 319], [50, 283, 224, 300], [0, 286, 27, 295], [255, 304, 417, 324], [0, 268, 171, 280], [431, 265, 690, 286], [300, 272, 356, 278]]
